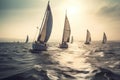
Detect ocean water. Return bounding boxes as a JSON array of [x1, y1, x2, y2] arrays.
[[0, 41, 120, 80]]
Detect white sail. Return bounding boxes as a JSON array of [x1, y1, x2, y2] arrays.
[[85, 29, 91, 44], [37, 2, 53, 43], [102, 32, 107, 44], [25, 35, 29, 43], [62, 13, 71, 43]]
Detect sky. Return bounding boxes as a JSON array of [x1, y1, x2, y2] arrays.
[[0, 0, 120, 42]]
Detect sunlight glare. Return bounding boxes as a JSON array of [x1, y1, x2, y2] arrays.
[[67, 6, 78, 15]]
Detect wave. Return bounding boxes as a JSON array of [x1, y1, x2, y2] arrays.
[[0, 42, 120, 80], [91, 67, 120, 80], [1, 69, 50, 80]]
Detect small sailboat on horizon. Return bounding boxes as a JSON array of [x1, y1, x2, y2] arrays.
[[71, 36, 73, 43], [85, 29, 91, 44], [31, 1, 53, 52], [25, 35, 29, 43], [102, 32, 107, 44], [59, 12, 71, 48]]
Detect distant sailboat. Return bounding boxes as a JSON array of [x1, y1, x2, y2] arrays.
[[31, 1, 53, 51], [85, 29, 91, 44], [71, 36, 73, 43], [25, 35, 29, 43], [102, 32, 107, 44], [59, 12, 71, 48]]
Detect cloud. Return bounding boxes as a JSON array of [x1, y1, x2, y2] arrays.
[[98, 1, 120, 21]]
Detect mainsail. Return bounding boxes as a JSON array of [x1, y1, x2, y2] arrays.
[[37, 1, 53, 43], [102, 32, 107, 44], [25, 35, 29, 43], [85, 29, 91, 44], [62, 13, 71, 43]]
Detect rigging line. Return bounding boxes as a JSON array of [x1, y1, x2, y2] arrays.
[[62, 11, 67, 43], [38, 2, 49, 39]]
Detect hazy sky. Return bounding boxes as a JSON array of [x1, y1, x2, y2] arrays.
[[0, 0, 120, 42]]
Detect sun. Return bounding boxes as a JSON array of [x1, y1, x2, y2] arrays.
[[67, 6, 78, 15], [61, 1, 80, 17]]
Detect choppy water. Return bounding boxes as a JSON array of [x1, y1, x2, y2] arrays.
[[0, 41, 120, 80]]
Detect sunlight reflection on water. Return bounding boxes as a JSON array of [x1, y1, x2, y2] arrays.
[[48, 42, 94, 80]]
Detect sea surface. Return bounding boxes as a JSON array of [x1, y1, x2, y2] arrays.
[[0, 41, 120, 80]]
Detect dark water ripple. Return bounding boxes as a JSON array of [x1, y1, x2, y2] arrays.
[[0, 41, 120, 80]]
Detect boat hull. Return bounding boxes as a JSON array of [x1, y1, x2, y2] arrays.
[[59, 43, 68, 48], [31, 42, 47, 52], [85, 41, 90, 44]]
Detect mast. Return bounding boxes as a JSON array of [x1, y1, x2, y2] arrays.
[[37, 2, 49, 42], [62, 10, 71, 43], [37, 1, 53, 43], [62, 11, 67, 43], [44, 1, 53, 42]]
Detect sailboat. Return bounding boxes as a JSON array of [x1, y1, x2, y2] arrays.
[[85, 29, 91, 44], [71, 36, 73, 43], [31, 1, 53, 51], [59, 12, 71, 48], [25, 35, 29, 43], [102, 32, 107, 44]]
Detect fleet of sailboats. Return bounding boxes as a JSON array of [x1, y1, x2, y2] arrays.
[[59, 12, 71, 48], [29, 1, 108, 52], [102, 32, 107, 44], [31, 1, 53, 51], [85, 29, 91, 44]]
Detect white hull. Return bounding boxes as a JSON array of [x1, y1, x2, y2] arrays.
[[31, 42, 47, 52], [59, 43, 68, 48]]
